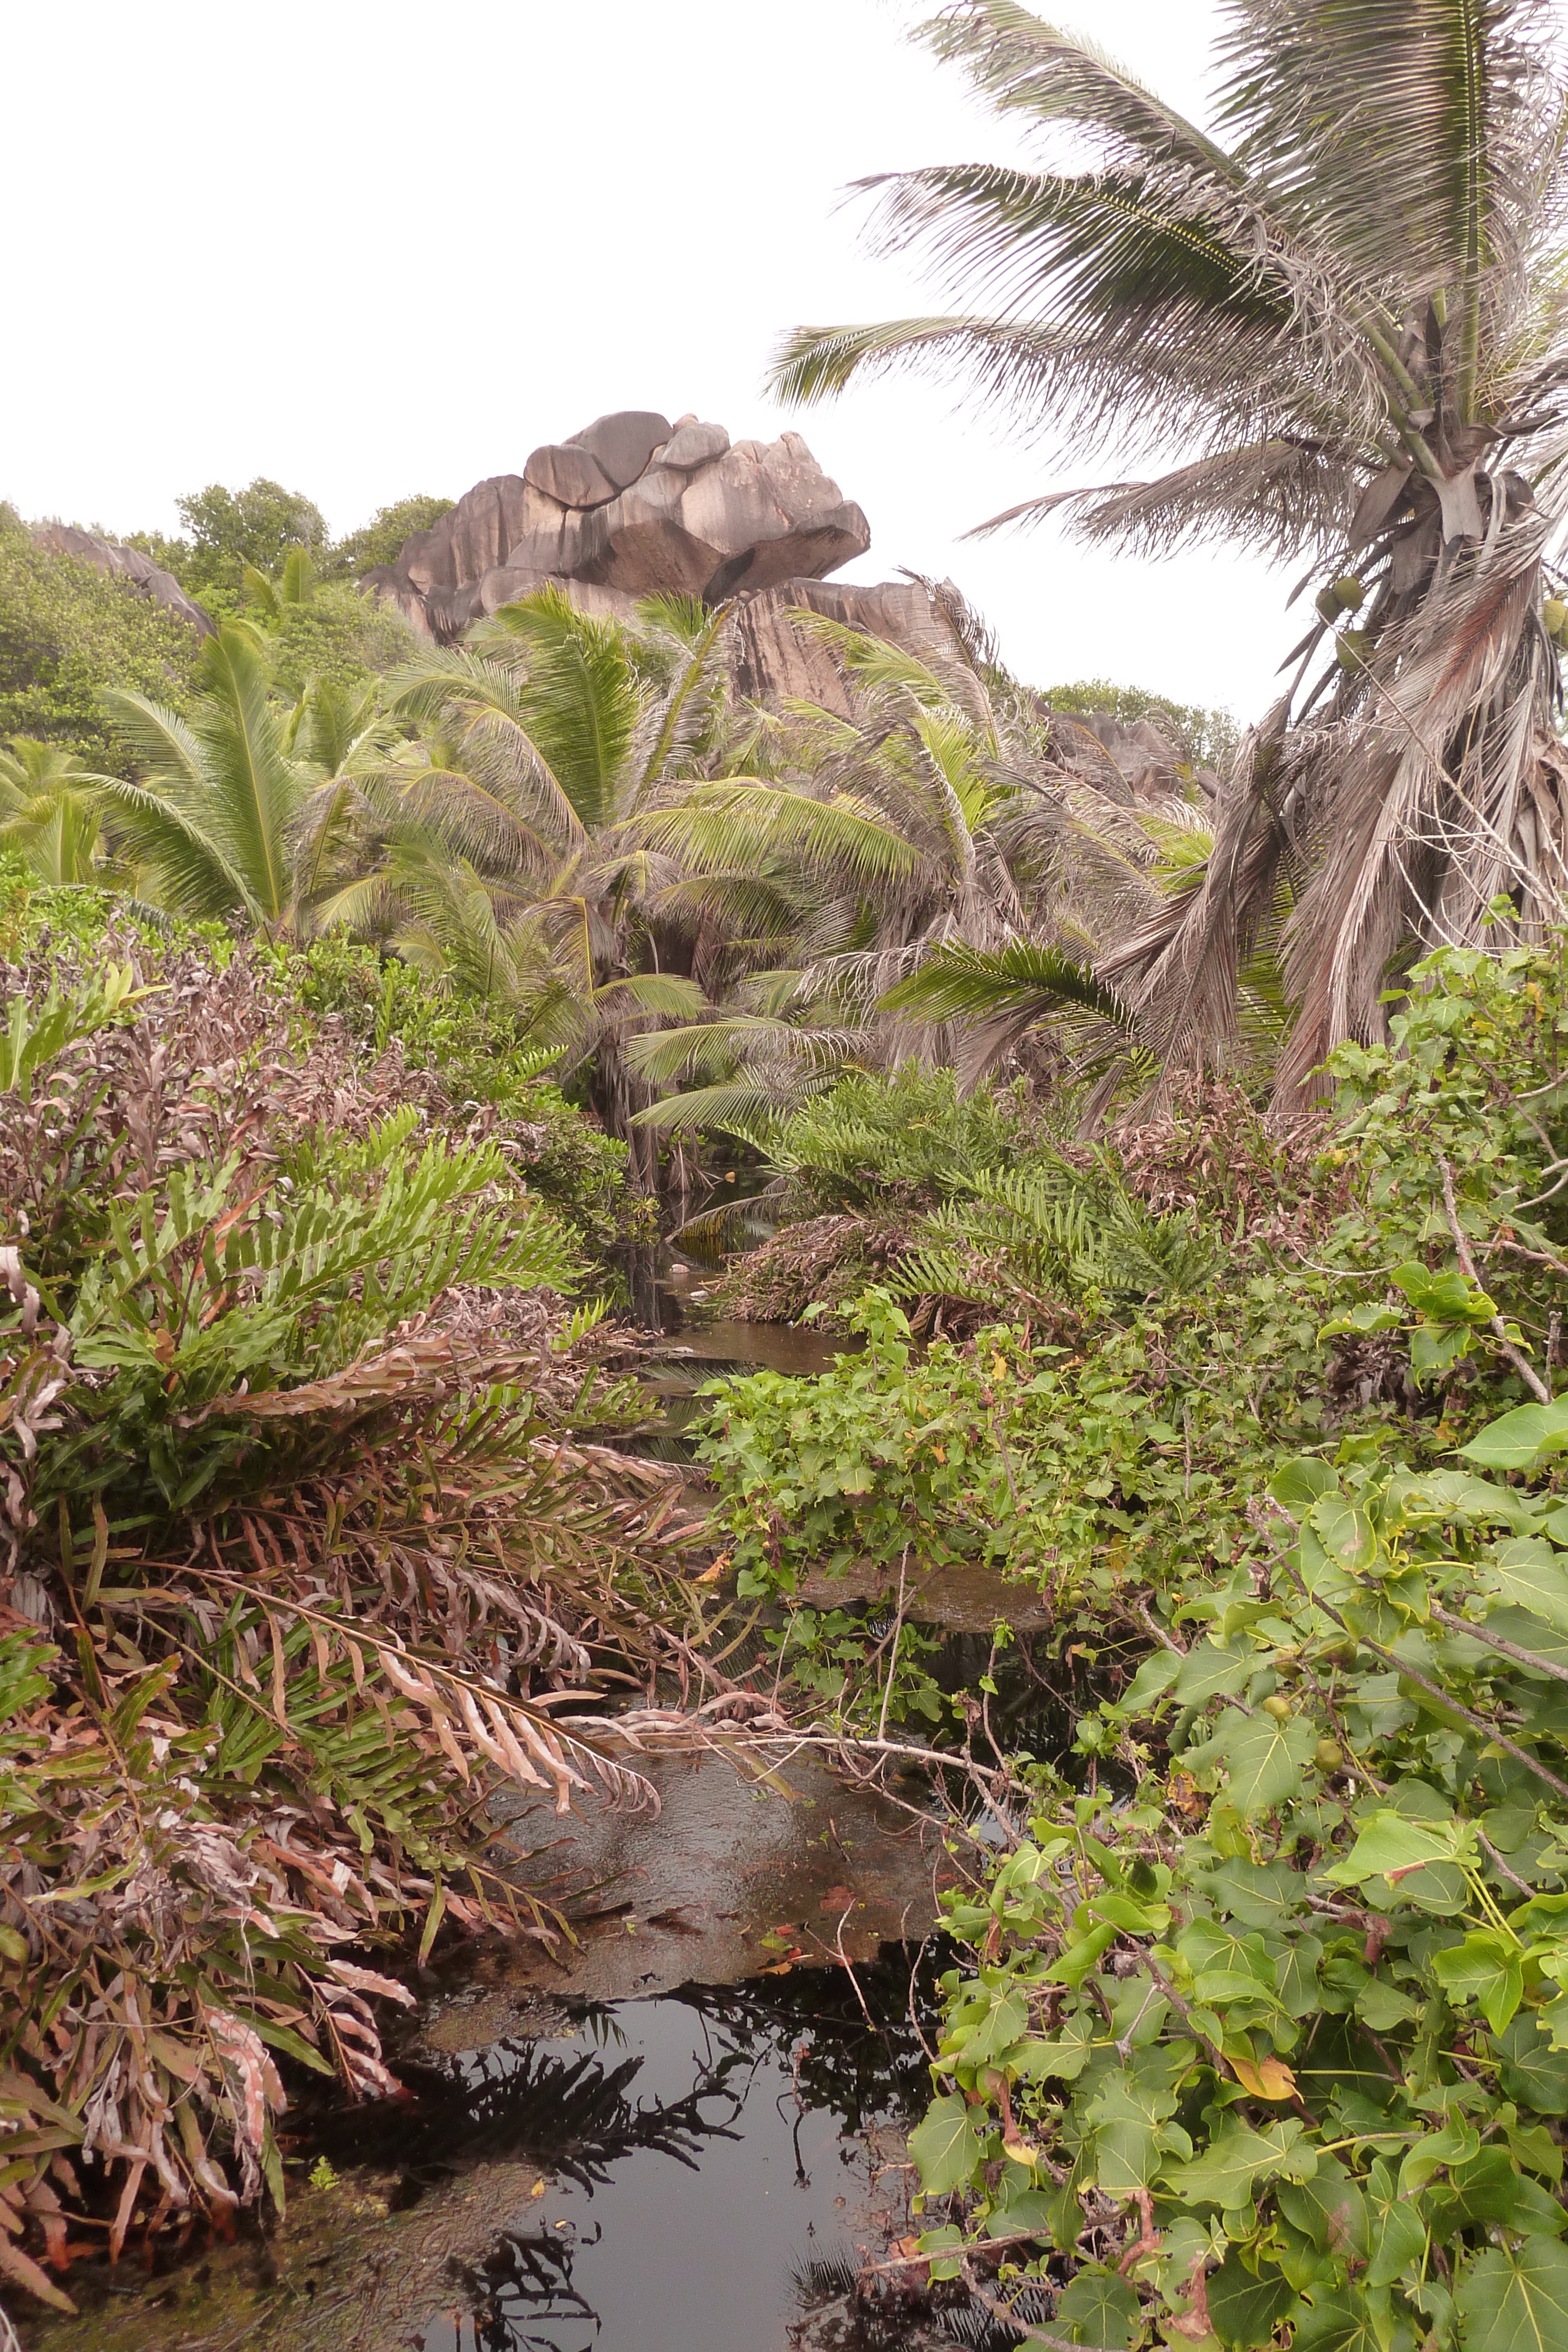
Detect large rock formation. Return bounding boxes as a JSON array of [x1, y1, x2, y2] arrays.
[[363, 409, 871, 643], [730, 576, 962, 714], [36, 524, 213, 636]]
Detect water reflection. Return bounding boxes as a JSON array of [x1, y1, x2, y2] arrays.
[[321, 1956, 971, 2352]]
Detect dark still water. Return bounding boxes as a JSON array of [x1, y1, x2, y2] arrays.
[[307, 1953, 963, 2352], [415, 1980, 915, 2352]]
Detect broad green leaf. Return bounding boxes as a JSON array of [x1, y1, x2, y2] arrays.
[[1462, 1401, 1568, 1474], [1481, 1606, 1568, 1670], [1293, 2288, 1387, 2352], [1319, 1808, 1460, 1890], [1356, 1976, 1420, 2032], [1054, 2267, 1142, 2350], [1089, 1890, 1168, 1936], [1111, 1649, 1182, 1718], [1429, 2149, 1567, 2240], [1206, 1857, 1308, 1929], [1279, 2157, 1369, 2258], [1017, 2016, 1095, 2082], [1219, 1710, 1318, 1819], [908, 2092, 983, 2195], [1275, 1933, 1325, 2019], [1269, 1457, 1339, 1511], [1393, 1469, 1539, 1531], [1494, 2015, 1568, 2116], [1161, 2119, 1316, 2209], [1093, 2116, 1163, 2193], [1309, 1492, 1379, 1572], [981, 2189, 1057, 2239], [1174, 1641, 1257, 1706], [964, 1986, 1029, 2067], [1433, 1931, 1526, 2032], [1393, 1261, 1496, 1322], [1456, 2238, 1568, 2352], [1206, 2252, 1295, 2349], [1048, 1920, 1118, 1988], [1365, 2193, 1426, 2289], [1483, 1541, 1568, 1638]]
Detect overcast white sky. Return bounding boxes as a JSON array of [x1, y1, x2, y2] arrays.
[[4, 0, 1293, 720]]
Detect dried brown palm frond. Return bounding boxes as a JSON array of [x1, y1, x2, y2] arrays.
[[0, 914, 727, 2294]]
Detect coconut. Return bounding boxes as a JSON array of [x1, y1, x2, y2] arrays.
[[1314, 587, 1340, 624], [1333, 574, 1365, 610], [1546, 597, 1568, 640], [1336, 629, 1370, 671]]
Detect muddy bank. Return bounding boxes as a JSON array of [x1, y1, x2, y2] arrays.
[[454, 1745, 959, 2019]]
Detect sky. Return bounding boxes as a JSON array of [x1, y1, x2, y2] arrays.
[[3, 0, 1294, 722]]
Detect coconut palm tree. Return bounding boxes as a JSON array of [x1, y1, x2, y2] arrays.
[[325, 589, 741, 1194], [623, 602, 1215, 1127], [773, 0, 1568, 1101], [0, 742, 105, 886]]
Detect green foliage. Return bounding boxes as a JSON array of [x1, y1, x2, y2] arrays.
[[148, 478, 329, 609], [0, 880, 703, 2270], [249, 577, 414, 703], [0, 505, 200, 767], [723, 1065, 1217, 1320], [767, 1065, 1043, 1212], [321, 495, 454, 580], [700, 928, 1568, 2338], [278, 936, 651, 1262]]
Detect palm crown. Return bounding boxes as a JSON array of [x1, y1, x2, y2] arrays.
[[774, 0, 1568, 1098]]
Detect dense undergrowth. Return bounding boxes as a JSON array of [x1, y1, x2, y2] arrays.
[[697, 927, 1568, 2350], [0, 869, 703, 2311]]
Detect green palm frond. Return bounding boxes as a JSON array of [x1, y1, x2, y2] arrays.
[[590, 972, 710, 1019], [486, 587, 641, 830], [879, 939, 1129, 1025], [89, 771, 259, 921], [387, 651, 589, 852], [633, 782, 930, 895], [633, 599, 734, 799]]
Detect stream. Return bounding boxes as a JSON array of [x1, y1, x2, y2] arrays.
[[24, 1310, 1061, 2352]]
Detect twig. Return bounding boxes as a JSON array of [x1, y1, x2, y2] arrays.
[[1478, 1830, 1537, 1897], [961, 2260, 1119, 2352], [877, 1548, 910, 1746], [865, 2228, 1055, 2276], [1134, 1599, 1185, 1656], [1430, 1602, 1568, 1688], [1438, 1155, 1552, 1402], [1269, 1549, 1568, 1805], [832, 1903, 874, 2029]]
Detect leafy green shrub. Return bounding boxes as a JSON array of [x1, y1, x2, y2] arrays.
[[321, 494, 454, 580], [128, 479, 328, 611], [703, 928, 1568, 2340], [0, 507, 201, 767], [1041, 676, 1239, 770], [768, 1065, 1044, 1214], [250, 577, 416, 701]]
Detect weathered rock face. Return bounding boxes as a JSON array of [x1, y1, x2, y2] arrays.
[[36, 524, 213, 636], [731, 577, 962, 714], [364, 409, 871, 643], [1050, 710, 1202, 801]]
